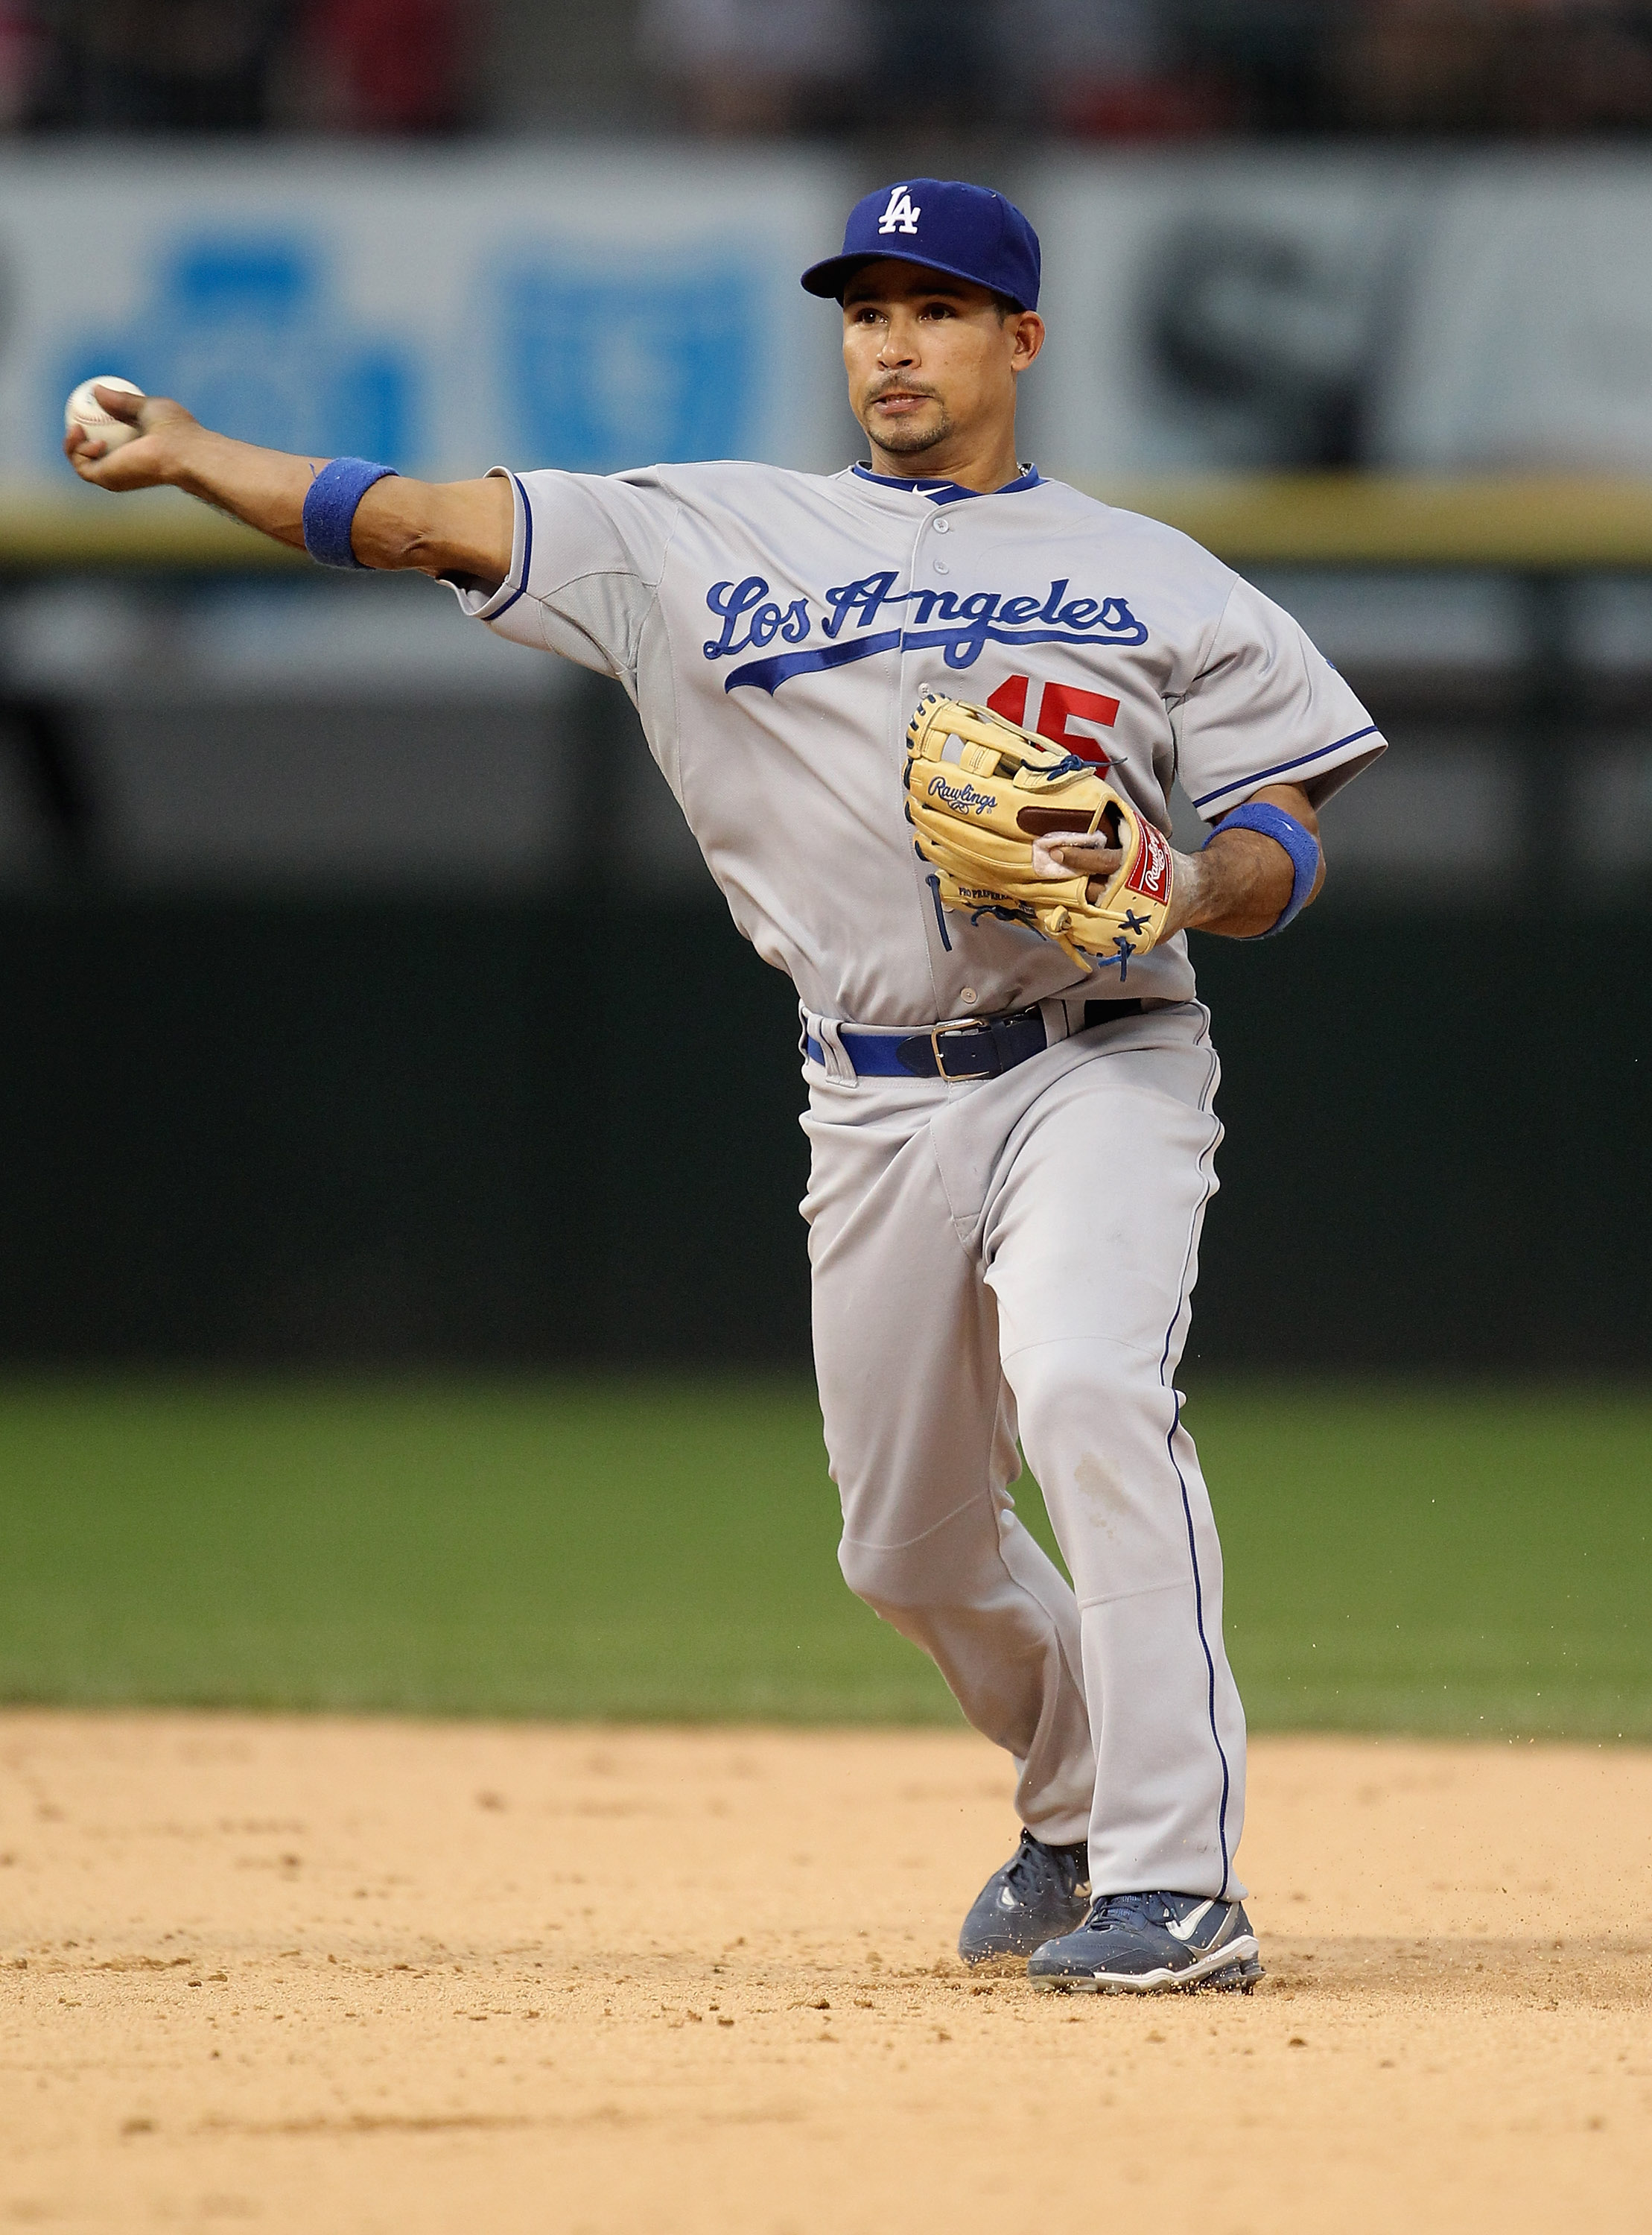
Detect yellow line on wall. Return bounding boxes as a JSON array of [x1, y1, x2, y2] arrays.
[[1090, 474, 1652, 568], [7, 475, 1652, 572]]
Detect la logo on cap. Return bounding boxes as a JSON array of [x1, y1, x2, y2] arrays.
[[877, 186, 921, 236]]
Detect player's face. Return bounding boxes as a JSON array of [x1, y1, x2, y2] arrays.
[[841, 261, 1043, 465]]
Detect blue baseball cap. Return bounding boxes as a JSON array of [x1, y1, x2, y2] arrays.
[[801, 180, 1041, 311]]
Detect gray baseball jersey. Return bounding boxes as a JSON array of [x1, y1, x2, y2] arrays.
[[453, 460, 1384, 1025]]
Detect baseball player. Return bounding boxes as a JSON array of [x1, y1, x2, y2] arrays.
[[68, 178, 1382, 1994]]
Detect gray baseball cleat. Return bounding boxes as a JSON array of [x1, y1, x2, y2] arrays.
[[1027, 1889, 1263, 1994], [958, 1828, 1091, 1965]]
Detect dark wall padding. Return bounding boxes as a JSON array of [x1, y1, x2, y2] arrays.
[[1, 895, 1645, 1369]]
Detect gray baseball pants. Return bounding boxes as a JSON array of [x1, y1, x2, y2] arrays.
[[801, 998, 1246, 1901]]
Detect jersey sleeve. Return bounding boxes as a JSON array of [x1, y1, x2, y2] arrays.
[[448, 466, 679, 685], [1173, 575, 1385, 823]]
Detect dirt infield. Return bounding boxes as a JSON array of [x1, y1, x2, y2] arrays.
[[1, 1715, 1649, 2234]]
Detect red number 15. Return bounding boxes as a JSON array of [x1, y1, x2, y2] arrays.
[[986, 675, 1119, 770]]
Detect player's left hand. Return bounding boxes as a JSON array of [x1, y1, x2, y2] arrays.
[[1031, 831, 1122, 882], [1038, 776, 1324, 941], [1033, 830, 1206, 939]]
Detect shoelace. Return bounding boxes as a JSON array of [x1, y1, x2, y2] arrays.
[[1003, 1829, 1086, 1900], [1084, 1891, 1176, 1930]]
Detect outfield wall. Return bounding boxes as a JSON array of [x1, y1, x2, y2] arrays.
[[4, 143, 1651, 1373], [4, 886, 1647, 1375]]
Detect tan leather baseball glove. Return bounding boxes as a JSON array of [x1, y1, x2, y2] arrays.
[[902, 689, 1175, 977]]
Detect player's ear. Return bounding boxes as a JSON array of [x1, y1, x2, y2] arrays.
[[1010, 313, 1045, 373]]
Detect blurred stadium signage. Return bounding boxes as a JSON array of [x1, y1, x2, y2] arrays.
[[1025, 152, 1652, 478], [0, 150, 856, 488], [2, 150, 1652, 492]]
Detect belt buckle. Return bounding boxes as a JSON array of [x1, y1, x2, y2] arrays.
[[930, 1022, 997, 1080]]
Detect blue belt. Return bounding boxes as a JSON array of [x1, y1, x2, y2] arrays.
[[806, 998, 1146, 1082]]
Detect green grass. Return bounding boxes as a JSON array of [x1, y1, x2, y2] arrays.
[[0, 1378, 1645, 1739], [1202, 1385, 1651, 1740]]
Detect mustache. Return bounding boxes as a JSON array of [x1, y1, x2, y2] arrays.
[[865, 378, 942, 403]]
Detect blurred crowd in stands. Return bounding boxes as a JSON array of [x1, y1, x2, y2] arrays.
[[4, 0, 1652, 139], [0, 1, 472, 130]]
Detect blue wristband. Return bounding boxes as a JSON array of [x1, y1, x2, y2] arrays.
[[1205, 801, 1320, 936], [302, 457, 399, 570]]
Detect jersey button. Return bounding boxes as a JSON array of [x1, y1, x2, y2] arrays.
[[959, 987, 979, 1006], [933, 559, 950, 574], [933, 517, 951, 533]]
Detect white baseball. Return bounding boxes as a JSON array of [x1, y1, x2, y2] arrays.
[[65, 375, 145, 452]]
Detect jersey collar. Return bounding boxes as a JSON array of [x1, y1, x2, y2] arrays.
[[851, 462, 1043, 506]]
